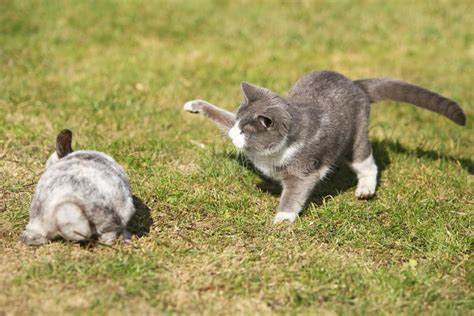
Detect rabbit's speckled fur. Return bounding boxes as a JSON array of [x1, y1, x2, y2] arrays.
[[21, 130, 135, 245]]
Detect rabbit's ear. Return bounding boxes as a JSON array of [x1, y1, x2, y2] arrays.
[[56, 129, 73, 158]]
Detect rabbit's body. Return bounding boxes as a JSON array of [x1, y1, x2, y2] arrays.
[[22, 131, 135, 245]]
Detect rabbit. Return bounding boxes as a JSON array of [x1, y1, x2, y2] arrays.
[[21, 129, 135, 245]]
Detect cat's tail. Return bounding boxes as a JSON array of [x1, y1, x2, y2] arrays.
[[354, 78, 466, 126]]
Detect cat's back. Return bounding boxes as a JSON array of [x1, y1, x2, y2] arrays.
[[287, 70, 366, 108]]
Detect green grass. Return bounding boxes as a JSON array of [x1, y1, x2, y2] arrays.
[[0, 0, 473, 314]]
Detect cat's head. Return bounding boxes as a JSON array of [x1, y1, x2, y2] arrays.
[[229, 82, 291, 154], [45, 129, 74, 169]]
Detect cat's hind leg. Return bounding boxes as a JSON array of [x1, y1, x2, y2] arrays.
[[184, 100, 236, 132], [347, 120, 378, 199], [350, 152, 378, 199]]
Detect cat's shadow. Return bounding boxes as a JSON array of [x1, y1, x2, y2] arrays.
[[228, 139, 472, 210], [227, 143, 390, 206], [248, 140, 390, 206], [127, 195, 153, 237], [383, 140, 473, 174]]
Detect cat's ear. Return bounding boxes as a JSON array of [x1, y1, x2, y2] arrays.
[[258, 115, 274, 129], [241, 82, 274, 103], [56, 129, 73, 158]]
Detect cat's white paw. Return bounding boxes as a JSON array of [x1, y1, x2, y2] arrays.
[[273, 212, 298, 224], [355, 185, 375, 199], [183, 100, 203, 113]]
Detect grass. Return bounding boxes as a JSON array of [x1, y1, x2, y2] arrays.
[[0, 0, 472, 314]]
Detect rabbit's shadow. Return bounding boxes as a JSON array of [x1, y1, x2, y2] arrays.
[[127, 195, 153, 237]]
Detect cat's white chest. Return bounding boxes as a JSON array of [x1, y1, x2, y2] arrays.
[[251, 155, 281, 179], [246, 142, 303, 180]]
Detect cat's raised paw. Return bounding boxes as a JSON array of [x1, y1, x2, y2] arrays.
[[355, 185, 375, 199], [183, 100, 204, 113], [273, 212, 298, 224]]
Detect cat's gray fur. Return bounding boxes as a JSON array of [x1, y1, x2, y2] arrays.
[[21, 129, 135, 245], [184, 70, 466, 223]]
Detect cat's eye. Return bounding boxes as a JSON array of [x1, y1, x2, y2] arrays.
[[258, 115, 273, 129]]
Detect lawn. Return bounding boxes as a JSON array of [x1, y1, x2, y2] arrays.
[[0, 0, 472, 314]]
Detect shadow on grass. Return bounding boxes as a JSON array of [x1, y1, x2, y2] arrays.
[[383, 140, 473, 174], [228, 138, 472, 212], [127, 195, 153, 237], [309, 140, 391, 205], [227, 141, 390, 206]]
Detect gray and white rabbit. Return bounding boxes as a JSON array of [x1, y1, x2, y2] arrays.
[[21, 129, 135, 245]]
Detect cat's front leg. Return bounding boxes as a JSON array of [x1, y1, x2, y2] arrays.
[[184, 100, 236, 132], [273, 174, 320, 224]]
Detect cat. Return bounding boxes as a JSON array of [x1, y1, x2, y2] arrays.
[[21, 129, 136, 245], [184, 70, 466, 224]]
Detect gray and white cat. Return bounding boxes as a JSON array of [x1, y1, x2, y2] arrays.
[[184, 70, 466, 224], [21, 129, 135, 245]]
